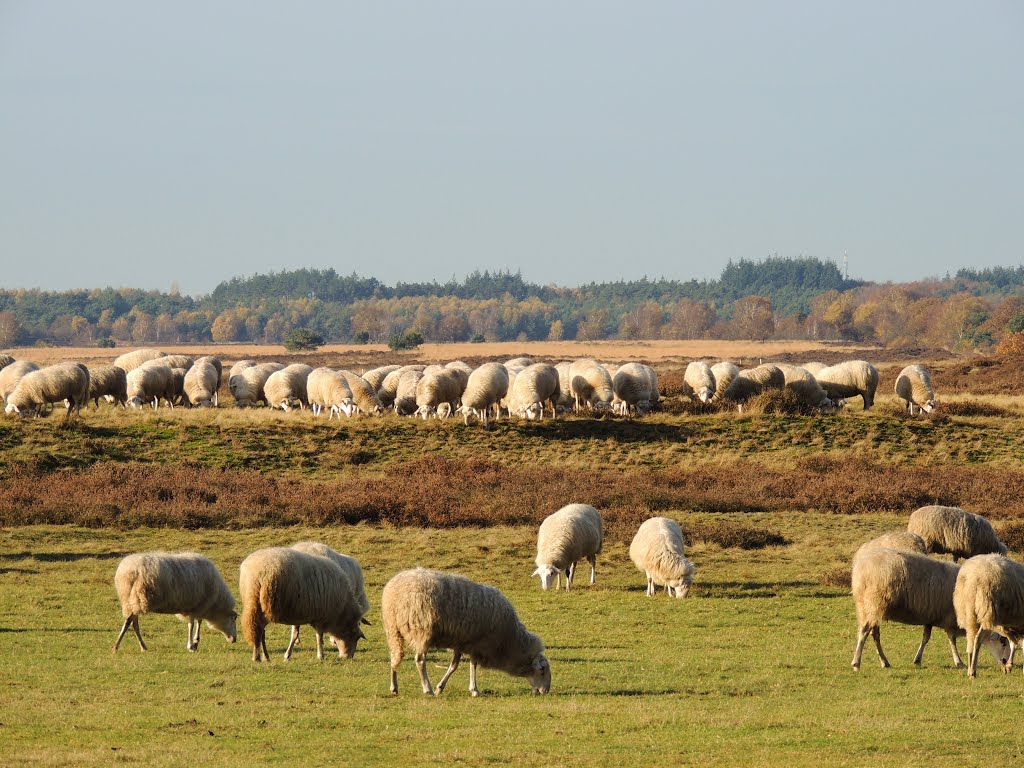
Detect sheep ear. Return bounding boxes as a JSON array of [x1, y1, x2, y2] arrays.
[[358, 629, 366, 640], [531, 567, 541, 578], [360, 617, 372, 626]]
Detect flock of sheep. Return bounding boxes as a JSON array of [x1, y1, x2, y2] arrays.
[[112, 503, 696, 696], [0, 347, 940, 421]]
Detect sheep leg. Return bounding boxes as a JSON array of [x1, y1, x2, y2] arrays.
[[566, 562, 575, 591], [415, 652, 434, 695], [192, 619, 201, 650], [284, 626, 300, 660], [315, 630, 325, 661], [468, 658, 480, 697], [871, 626, 889, 668], [113, 615, 136, 653], [912, 625, 932, 665], [942, 628, 965, 668], [588, 555, 596, 585], [851, 623, 872, 670], [968, 628, 987, 678], [645, 574, 654, 597], [389, 644, 404, 695], [435, 651, 462, 695]]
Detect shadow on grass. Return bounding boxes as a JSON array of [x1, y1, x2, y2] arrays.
[[0, 551, 126, 562], [0, 567, 38, 575], [0, 627, 111, 633]]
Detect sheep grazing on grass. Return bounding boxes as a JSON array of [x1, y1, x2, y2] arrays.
[[113, 348, 166, 372], [629, 517, 695, 598], [415, 369, 462, 419], [722, 364, 785, 407], [504, 356, 534, 368], [231, 362, 284, 407], [288, 542, 370, 650], [953, 554, 1024, 677], [228, 359, 256, 383], [362, 365, 401, 393], [533, 503, 604, 591], [907, 505, 1007, 562], [816, 360, 879, 410], [854, 531, 927, 559], [509, 363, 561, 420], [458, 362, 509, 426], [183, 359, 220, 408], [801, 361, 827, 376], [264, 364, 313, 411], [378, 365, 425, 409], [126, 364, 176, 410], [444, 360, 472, 393], [169, 367, 189, 406], [895, 364, 936, 414], [774, 363, 834, 411], [393, 369, 425, 416], [681, 361, 716, 405], [339, 370, 385, 415], [87, 365, 128, 409], [307, 368, 355, 418], [160, 354, 194, 371], [382, 567, 551, 696], [554, 362, 575, 413], [850, 548, 1010, 671], [0, 360, 40, 404], [710, 361, 739, 402], [112, 552, 237, 653], [6, 362, 90, 419], [193, 356, 223, 405], [569, 362, 614, 413], [612, 363, 654, 416], [239, 547, 367, 663]]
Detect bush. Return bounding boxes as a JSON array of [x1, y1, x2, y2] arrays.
[[283, 328, 325, 352], [388, 331, 424, 351], [351, 331, 370, 345], [97, 338, 116, 349], [470, 333, 486, 343]]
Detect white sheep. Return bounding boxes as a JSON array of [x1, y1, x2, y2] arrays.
[[907, 505, 1007, 562], [378, 365, 425, 409], [801, 361, 828, 376], [444, 360, 472, 395], [509, 363, 561, 420], [414, 369, 462, 419], [722, 364, 785, 406], [533, 503, 604, 591], [850, 548, 1010, 671], [504, 356, 534, 368], [458, 362, 509, 426], [612, 363, 654, 416], [87, 365, 128, 409], [853, 531, 927, 559], [338, 370, 385, 415], [953, 554, 1024, 677], [228, 359, 257, 383], [112, 552, 237, 653], [113, 348, 166, 372], [0, 360, 40, 404], [5, 362, 90, 419], [642, 364, 661, 408], [629, 517, 695, 598], [554, 361, 575, 413], [894, 364, 936, 414], [362, 365, 401, 394], [393, 368, 424, 416], [160, 354, 194, 371], [681, 361, 716, 404], [569, 362, 614, 413], [710, 361, 739, 402], [816, 360, 879, 410], [183, 359, 219, 408], [239, 547, 367, 663], [382, 567, 551, 696], [306, 368, 355, 418], [231, 362, 284, 407], [264, 364, 313, 411], [774, 363, 834, 410], [287, 541, 370, 651], [169, 367, 189, 406], [193, 356, 223, 405], [126, 363, 176, 410]]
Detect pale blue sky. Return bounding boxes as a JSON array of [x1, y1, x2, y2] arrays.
[[1, 2, 1021, 296]]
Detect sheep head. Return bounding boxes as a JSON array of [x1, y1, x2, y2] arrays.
[[528, 654, 551, 695], [532, 564, 561, 591], [207, 611, 238, 643]]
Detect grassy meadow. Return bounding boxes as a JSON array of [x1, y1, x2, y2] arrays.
[[2, 344, 1024, 766]]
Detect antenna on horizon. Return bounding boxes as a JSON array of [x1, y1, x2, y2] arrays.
[[843, 251, 849, 281]]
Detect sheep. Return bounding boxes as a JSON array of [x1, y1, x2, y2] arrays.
[[444, 360, 472, 393], [112, 552, 237, 653], [378, 365, 425, 409], [287, 541, 371, 650], [710, 361, 739, 401], [126, 364, 177, 410], [239, 546, 367, 663], [533, 503, 604, 591], [612, 363, 654, 416], [183, 359, 219, 408], [801, 361, 828, 376], [775, 363, 834, 410], [907, 505, 1007, 562], [509, 363, 561, 420], [816, 360, 879, 410], [458, 362, 509, 426], [554, 362, 575, 412], [113, 348, 166, 372], [504, 356, 534, 368], [393, 369, 424, 416], [414, 369, 462, 419], [569, 362, 614, 413], [228, 359, 257, 383], [306, 368, 355, 419], [87, 364, 128, 409], [854, 531, 928, 560], [169, 367, 189, 406], [680, 361, 716, 404], [629, 517, 695, 598], [382, 567, 551, 696], [5, 361, 90, 419], [498, 364, 523, 417], [895, 364, 936, 414], [230, 362, 284, 407], [194, 356, 223, 405], [338, 370, 385, 415], [0, 354, 15, 370], [953, 554, 1024, 677], [850, 547, 1010, 671], [722, 364, 785, 406], [643, 363, 661, 408], [160, 354, 194, 371], [362, 365, 401, 393], [264, 364, 313, 411], [0, 360, 40, 404]]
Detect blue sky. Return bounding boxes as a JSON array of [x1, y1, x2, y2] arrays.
[[1, 2, 1021, 296]]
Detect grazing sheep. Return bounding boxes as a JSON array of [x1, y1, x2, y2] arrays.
[[498, 364, 524, 417], [722, 364, 785, 406], [569, 362, 614, 413], [382, 567, 551, 696], [6, 362, 90, 419], [338, 370, 385, 415], [415, 369, 462, 419], [554, 362, 575, 412], [288, 541, 371, 650], [169, 367, 189, 406], [193, 356, 223, 405], [393, 369, 425, 416], [231, 362, 284, 407], [239, 547, 367, 663], [629, 517, 695, 598], [681, 361, 716, 404], [801, 361, 828, 376], [643, 364, 661, 407], [0, 354, 15, 370], [264, 364, 313, 411], [850, 548, 1010, 671], [113, 348, 166, 372], [228, 359, 257, 383], [509, 363, 561, 420], [907, 505, 1007, 562], [87, 364, 128, 409], [160, 354, 194, 371], [775, 363, 834, 410], [816, 360, 879, 410], [0, 360, 40, 403], [183, 360, 219, 408], [378, 365, 426, 409], [533, 503, 604, 591], [458, 363, 509, 426], [612, 363, 654, 416], [444, 360, 472, 395], [710, 361, 740, 402], [112, 552, 237, 653], [854, 531, 928, 559], [953, 554, 1024, 677], [503, 356, 534, 368], [126, 364, 177, 410], [307, 368, 355, 418], [895, 364, 936, 414], [362, 365, 401, 394]]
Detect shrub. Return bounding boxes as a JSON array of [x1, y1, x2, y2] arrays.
[[388, 331, 424, 351], [97, 338, 116, 348], [470, 333, 486, 343], [283, 328, 324, 352]]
